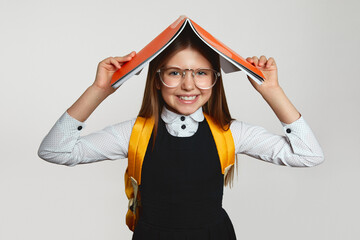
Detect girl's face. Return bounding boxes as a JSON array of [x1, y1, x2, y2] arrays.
[[159, 47, 213, 116]]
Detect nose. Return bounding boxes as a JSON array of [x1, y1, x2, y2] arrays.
[[181, 70, 195, 91]]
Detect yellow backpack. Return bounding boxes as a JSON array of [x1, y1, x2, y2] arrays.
[[124, 114, 235, 231]]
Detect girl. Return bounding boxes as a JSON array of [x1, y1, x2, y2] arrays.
[[38, 26, 324, 240]]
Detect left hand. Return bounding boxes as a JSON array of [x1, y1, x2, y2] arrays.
[[246, 55, 279, 95]]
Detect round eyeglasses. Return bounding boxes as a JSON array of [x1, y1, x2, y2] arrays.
[[157, 67, 220, 90]]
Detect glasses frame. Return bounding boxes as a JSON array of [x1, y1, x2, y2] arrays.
[[157, 67, 220, 90]]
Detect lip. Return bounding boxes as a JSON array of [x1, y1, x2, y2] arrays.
[[177, 95, 199, 104]]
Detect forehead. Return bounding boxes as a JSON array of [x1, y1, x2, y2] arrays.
[[164, 47, 212, 68]]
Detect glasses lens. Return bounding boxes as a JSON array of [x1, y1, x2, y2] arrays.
[[159, 68, 219, 89], [194, 69, 217, 89], [161, 68, 182, 87]]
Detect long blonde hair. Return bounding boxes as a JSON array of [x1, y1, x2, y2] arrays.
[[138, 26, 238, 188]]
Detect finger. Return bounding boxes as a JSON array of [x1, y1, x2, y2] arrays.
[[109, 57, 121, 69], [114, 52, 136, 64], [123, 51, 136, 58], [113, 55, 132, 62], [258, 55, 267, 67], [129, 51, 136, 57], [99, 57, 113, 67], [252, 56, 259, 67], [101, 56, 113, 63], [246, 57, 254, 63], [266, 57, 275, 68]]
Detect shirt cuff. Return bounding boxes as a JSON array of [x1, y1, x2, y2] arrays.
[[58, 111, 86, 132], [280, 115, 323, 158]]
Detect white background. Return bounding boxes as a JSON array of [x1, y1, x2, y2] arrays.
[[1, 0, 359, 239]]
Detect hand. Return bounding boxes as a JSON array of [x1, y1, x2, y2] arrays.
[[246, 55, 279, 95], [92, 51, 136, 95]]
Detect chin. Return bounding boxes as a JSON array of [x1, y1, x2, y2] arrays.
[[176, 106, 199, 115], [167, 105, 198, 116]]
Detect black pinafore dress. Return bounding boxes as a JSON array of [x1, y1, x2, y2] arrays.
[[132, 118, 237, 240]]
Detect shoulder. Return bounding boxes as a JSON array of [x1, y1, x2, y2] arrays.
[[102, 118, 137, 141], [229, 119, 244, 134], [229, 119, 269, 151], [110, 118, 137, 130], [230, 119, 267, 134]]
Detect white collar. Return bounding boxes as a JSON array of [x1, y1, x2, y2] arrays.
[[161, 106, 204, 123]]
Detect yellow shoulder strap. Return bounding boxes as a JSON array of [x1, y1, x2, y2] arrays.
[[125, 116, 154, 232], [203, 113, 235, 176], [128, 116, 155, 185]]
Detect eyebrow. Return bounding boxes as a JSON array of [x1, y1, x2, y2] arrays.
[[163, 65, 213, 69]]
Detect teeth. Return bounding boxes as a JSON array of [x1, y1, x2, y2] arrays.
[[180, 96, 196, 100]]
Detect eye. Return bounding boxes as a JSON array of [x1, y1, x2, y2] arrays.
[[169, 71, 181, 76], [196, 69, 209, 76], [165, 68, 182, 77]]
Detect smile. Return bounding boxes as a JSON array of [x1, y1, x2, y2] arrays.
[[179, 95, 197, 101]]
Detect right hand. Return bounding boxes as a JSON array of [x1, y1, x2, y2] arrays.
[[92, 51, 136, 95]]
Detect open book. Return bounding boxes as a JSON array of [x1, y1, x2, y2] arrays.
[[111, 15, 265, 88]]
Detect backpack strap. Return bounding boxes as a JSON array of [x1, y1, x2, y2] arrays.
[[125, 116, 154, 231], [128, 116, 155, 185], [203, 113, 235, 177]]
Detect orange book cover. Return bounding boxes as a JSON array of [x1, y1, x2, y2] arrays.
[[111, 16, 265, 88]]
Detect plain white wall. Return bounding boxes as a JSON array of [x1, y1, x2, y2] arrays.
[[1, 0, 359, 239]]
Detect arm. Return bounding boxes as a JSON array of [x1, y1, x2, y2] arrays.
[[38, 52, 137, 166], [38, 113, 135, 166], [230, 118, 324, 167], [231, 55, 324, 166], [68, 52, 136, 122], [246, 55, 300, 124]]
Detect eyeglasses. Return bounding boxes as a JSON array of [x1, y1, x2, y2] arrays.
[[157, 67, 220, 90]]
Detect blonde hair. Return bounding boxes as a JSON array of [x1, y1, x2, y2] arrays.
[[138, 26, 238, 188]]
